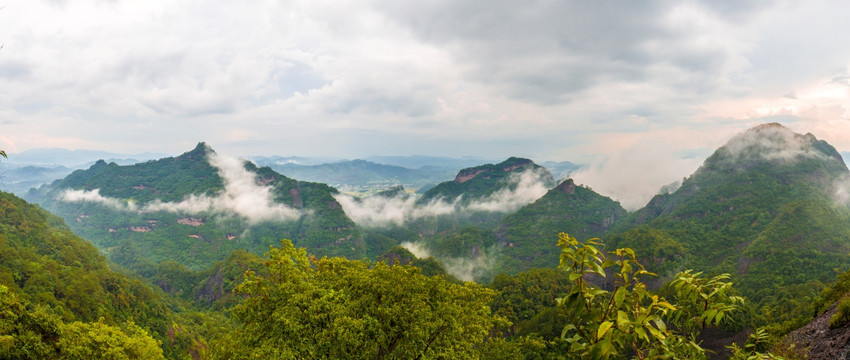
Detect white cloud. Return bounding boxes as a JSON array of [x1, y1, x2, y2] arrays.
[[465, 169, 550, 213], [717, 123, 833, 162], [571, 131, 706, 211], [334, 168, 550, 227], [333, 193, 458, 228], [1, 1, 850, 165], [400, 241, 497, 282], [61, 188, 133, 211]]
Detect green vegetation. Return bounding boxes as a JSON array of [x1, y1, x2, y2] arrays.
[[10, 124, 850, 358], [490, 268, 572, 337], [0, 190, 218, 358], [499, 179, 626, 273], [554, 233, 744, 359], [0, 285, 165, 360], [218, 239, 504, 359]]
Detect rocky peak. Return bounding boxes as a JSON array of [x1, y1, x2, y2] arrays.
[[179, 142, 213, 161], [453, 157, 539, 183], [554, 179, 576, 194]]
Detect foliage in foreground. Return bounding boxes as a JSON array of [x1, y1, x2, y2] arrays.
[[555, 233, 746, 359], [218, 239, 505, 359], [0, 284, 164, 360]]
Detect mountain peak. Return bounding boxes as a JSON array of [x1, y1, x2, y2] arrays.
[[178, 142, 214, 161], [701, 123, 845, 173], [735, 123, 838, 160]]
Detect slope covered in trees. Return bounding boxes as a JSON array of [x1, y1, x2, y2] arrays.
[[498, 179, 627, 273], [0, 190, 205, 358]]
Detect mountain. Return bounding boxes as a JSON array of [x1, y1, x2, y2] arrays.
[[607, 123, 850, 326], [497, 179, 627, 273], [26, 143, 364, 271], [267, 159, 456, 190]]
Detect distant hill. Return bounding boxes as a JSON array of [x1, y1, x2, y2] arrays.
[[7, 147, 168, 168], [608, 123, 850, 326], [250, 155, 343, 167], [0, 148, 171, 196], [0, 164, 75, 196], [364, 155, 493, 170], [26, 143, 364, 271], [267, 159, 456, 190]]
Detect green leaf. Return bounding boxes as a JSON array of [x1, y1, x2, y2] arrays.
[[616, 310, 629, 329], [613, 287, 626, 307], [597, 321, 614, 340]]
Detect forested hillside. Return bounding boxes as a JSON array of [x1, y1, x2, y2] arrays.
[[0, 191, 210, 359], [498, 179, 627, 273], [26, 143, 364, 271]]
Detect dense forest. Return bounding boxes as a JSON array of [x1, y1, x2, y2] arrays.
[[6, 123, 850, 358]]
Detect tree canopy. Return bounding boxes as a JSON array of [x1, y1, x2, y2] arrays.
[[219, 239, 505, 359]]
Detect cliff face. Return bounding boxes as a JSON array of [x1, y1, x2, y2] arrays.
[[786, 302, 850, 359]]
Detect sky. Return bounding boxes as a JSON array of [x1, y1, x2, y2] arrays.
[[2, 0, 850, 208]]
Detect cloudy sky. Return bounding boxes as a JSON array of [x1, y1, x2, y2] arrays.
[[2, 0, 850, 205]]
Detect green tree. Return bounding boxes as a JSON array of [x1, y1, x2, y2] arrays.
[[0, 285, 164, 360], [0, 285, 61, 359], [59, 320, 164, 360], [555, 233, 743, 359], [219, 239, 505, 359]]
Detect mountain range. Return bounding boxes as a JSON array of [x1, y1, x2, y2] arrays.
[[11, 122, 850, 358]]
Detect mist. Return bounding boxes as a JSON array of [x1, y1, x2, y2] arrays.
[[333, 193, 457, 228], [61, 188, 135, 211], [60, 152, 302, 224], [400, 241, 497, 282], [334, 168, 550, 228], [571, 146, 702, 211], [720, 124, 832, 162], [465, 169, 550, 213]]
